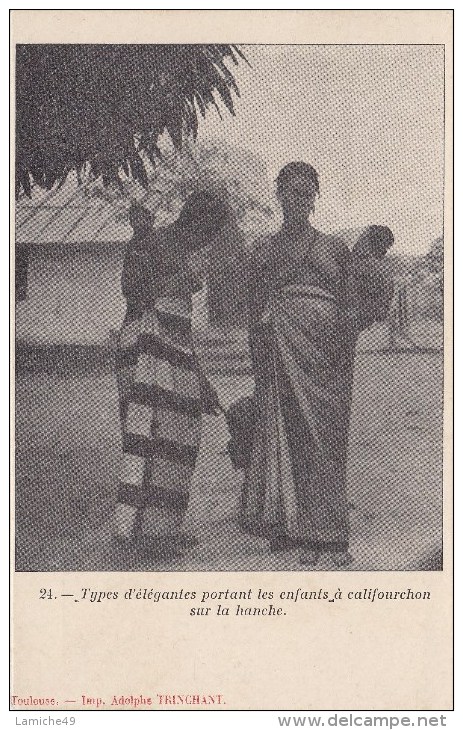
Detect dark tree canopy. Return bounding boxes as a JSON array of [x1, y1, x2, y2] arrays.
[[16, 44, 246, 198]]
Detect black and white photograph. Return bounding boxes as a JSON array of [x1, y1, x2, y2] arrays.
[[15, 41, 445, 573]]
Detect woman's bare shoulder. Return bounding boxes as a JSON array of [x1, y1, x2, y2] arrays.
[[248, 233, 279, 264], [315, 230, 351, 262]]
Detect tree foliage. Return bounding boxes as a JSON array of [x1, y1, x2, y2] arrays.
[[86, 135, 275, 238], [16, 44, 246, 198]]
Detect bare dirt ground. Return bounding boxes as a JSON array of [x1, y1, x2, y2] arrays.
[[15, 343, 443, 572]]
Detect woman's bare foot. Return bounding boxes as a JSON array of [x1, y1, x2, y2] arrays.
[[110, 525, 134, 548], [175, 534, 200, 550], [136, 533, 199, 559], [270, 535, 296, 553], [112, 533, 133, 547], [299, 550, 320, 566], [330, 551, 354, 567], [136, 534, 181, 560]]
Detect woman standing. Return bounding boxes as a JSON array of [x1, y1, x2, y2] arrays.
[[115, 202, 155, 427], [242, 162, 355, 567], [112, 192, 229, 558]]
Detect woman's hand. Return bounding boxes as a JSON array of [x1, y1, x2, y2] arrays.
[[188, 248, 211, 292]]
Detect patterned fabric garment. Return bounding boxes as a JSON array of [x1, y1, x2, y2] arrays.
[[242, 284, 354, 551], [242, 226, 354, 552], [112, 297, 202, 542]]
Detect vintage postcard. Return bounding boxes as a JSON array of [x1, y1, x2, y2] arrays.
[[11, 9, 453, 712]]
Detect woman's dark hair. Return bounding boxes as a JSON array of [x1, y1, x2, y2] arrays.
[[276, 161, 320, 196], [358, 225, 394, 257], [177, 190, 230, 249]]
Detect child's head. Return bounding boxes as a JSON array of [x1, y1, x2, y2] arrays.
[[353, 225, 394, 259]]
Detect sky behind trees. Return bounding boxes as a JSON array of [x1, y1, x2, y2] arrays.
[[199, 44, 444, 255]]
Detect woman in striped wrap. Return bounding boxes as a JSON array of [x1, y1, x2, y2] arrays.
[[112, 193, 229, 557]]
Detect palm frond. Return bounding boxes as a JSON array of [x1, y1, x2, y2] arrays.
[[15, 44, 247, 198]]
